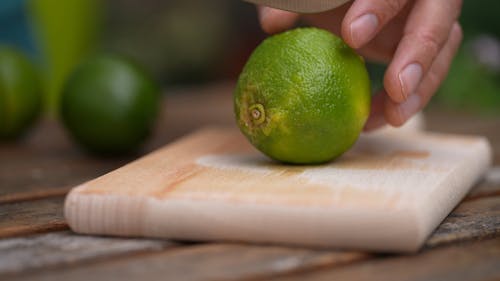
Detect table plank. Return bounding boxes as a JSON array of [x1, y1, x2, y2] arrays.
[[426, 196, 500, 248], [266, 238, 500, 281], [0, 197, 67, 238], [4, 243, 368, 281], [0, 120, 129, 198], [1, 196, 498, 280], [0, 231, 174, 276], [0, 84, 235, 199], [0, 187, 71, 204]]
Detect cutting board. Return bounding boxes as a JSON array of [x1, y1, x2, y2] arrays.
[[65, 126, 492, 252]]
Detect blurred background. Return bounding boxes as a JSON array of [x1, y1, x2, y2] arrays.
[[1, 0, 499, 114]]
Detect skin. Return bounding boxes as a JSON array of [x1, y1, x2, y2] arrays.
[[257, 0, 463, 130]]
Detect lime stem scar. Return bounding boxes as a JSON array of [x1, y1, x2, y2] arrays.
[[249, 103, 266, 125]]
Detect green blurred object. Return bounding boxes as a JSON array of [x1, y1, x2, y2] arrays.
[[0, 46, 41, 139], [436, 42, 500, 114], [60, 54, 161, 155], [28, 0, 102, 113], [433, 0, 500, 114]]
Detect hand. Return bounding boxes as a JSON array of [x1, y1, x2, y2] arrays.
[[257, 0, 463, 130]]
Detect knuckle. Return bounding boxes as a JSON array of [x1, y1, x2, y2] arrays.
[[415, 30, 442, 57]]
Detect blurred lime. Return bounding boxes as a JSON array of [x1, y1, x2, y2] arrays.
[[0, 46, 41, 139], [235, 28, 371, 164], [61, 54, 161, 155]]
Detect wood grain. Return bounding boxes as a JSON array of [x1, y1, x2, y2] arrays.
[[6, 213, 500, 281], [4, 243, 368, 281], [0, 187, 71, 204], [426, 196, 500, 247], [0, 197, 68, 238], [0, 120, 131, 199], [266, 238, 500, 281], [0, 231, 174, 276]]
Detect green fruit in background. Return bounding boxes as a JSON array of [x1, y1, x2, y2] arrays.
[[234, 28, 371, 164], [60, 54, 161, 155], [0, 46, 41, 139], [28, 0, 102, 113]]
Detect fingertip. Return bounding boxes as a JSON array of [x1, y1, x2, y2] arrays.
[[384, 100, 406, 127], [258, 6, 299, 34], [342, 13, 379, 49], [384, 94, 421, 127]]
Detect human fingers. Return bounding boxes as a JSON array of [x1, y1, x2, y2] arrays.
[[383, 0, 462, 103], [342, 0, 411, 49], [257, 6, 300, 34], [384, 22, 463, 126]]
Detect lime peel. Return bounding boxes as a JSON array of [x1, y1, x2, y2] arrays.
[[234, 27, 371, 164]]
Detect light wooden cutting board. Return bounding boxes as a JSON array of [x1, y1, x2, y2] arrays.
[[65, 126, 492, 252]]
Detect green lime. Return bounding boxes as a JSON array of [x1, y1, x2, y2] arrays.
[[61, 54, 160, 155], [234, 28, 371, 164], [0, 46, 41, 139]]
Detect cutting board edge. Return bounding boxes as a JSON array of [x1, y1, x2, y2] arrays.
[[413, 137, 493, 245], [65, 191, 423, 253]]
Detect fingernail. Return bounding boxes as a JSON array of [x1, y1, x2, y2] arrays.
[[350, 14, 378, 47], [398, 94, 421, 122], [398, 63, 423, 100]]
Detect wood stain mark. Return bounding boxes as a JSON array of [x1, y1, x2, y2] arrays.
[[153, 164, 205, 199], [391, 150, 430, 159], [0, 221, 69, 239]]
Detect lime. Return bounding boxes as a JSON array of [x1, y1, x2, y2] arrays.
[[234, 28, 371, 164], [60, 54, 160, 155], [0, 46, 42, 139]]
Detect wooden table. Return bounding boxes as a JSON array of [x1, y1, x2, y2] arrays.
[[1, 82, 499, 281]]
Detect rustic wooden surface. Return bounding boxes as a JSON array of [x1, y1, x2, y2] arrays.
[[0, 82, 499, 281]]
